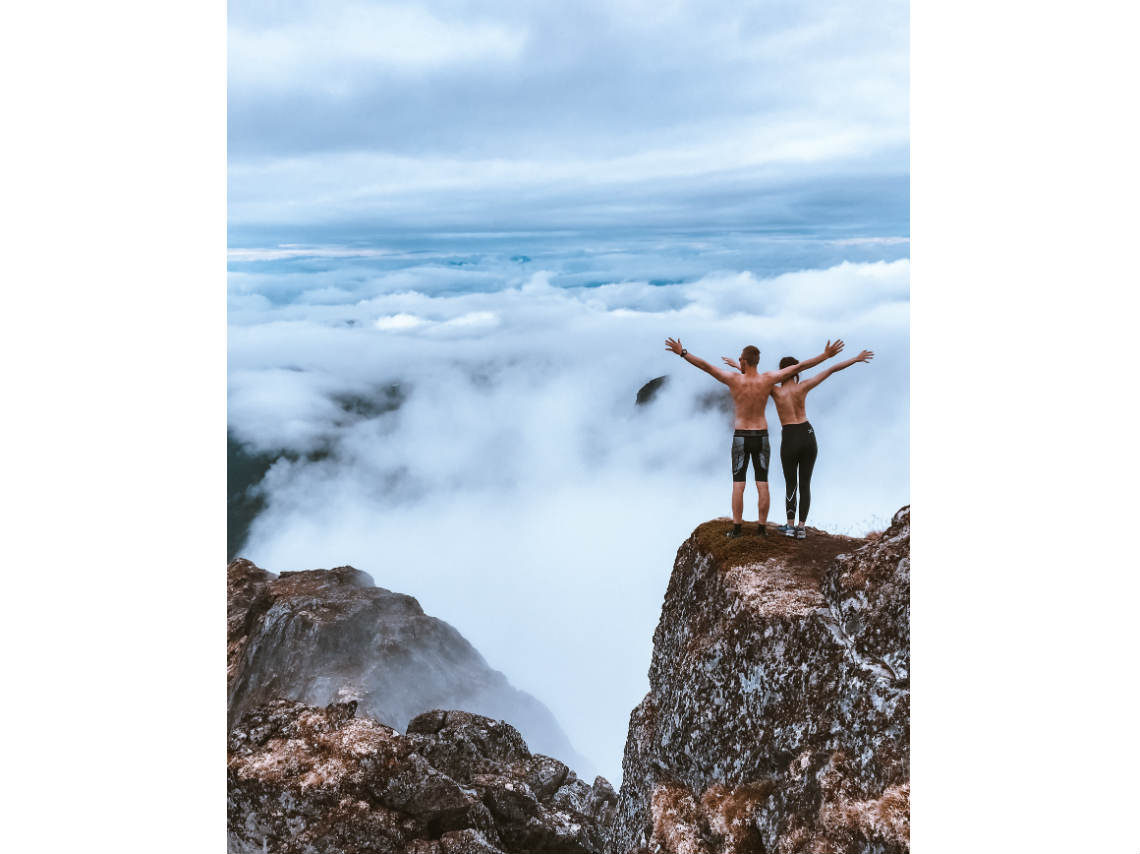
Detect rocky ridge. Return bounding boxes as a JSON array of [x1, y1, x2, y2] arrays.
[[606, 507, 910, 854], [228, 699, 617, 853], [227, 505, 909, 854], [227, 558, 593, 778]]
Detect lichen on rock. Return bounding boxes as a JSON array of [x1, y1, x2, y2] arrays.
[[228, 700, 617, 854], [607, 508, 910, 854], [226, 558, 593, 776]]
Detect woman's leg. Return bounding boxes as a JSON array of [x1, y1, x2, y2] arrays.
[[780, 435, 799, 524], [798, 430, 819, 524]]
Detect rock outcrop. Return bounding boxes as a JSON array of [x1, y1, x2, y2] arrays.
[[228, 699, 617, 854], [227, 559, 593, 778], [635, 376, 669, 405], [607, 507, 910, 854]]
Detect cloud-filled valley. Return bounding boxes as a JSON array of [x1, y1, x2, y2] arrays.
[[228, 240, 909, 783]]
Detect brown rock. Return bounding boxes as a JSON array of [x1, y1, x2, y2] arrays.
[[607, 508, 910, 854], [226, 558, 594, 776], [228, 699, 616, 854]]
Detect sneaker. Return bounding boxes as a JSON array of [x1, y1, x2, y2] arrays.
[[778, 524, 796, 538], [756, 525, 768, 537], [725, 525, 742, 539], [795, 526, 807, 540]]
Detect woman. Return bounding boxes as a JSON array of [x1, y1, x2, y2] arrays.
[[723, 348, 873, 539]]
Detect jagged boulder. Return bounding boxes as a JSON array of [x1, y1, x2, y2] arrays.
[[607, 508, 910, 854], [226, 559, 593, 777], [228, 699, 617, 854]]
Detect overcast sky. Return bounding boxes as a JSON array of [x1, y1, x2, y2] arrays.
[[229, 0, 908, 238]]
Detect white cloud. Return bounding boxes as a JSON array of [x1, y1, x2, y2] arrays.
[[230, 3, 527, 95], [375, 312, 428, 331], [228, 257, 910, 782], [227, 0, 908, 233], [830, 236, 911, 247], [227, 122, 907, 229], [442, 310, 498, 329], [227, 246, 398, 262]]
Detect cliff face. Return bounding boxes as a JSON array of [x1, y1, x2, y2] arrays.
[[228, 699, 617, 854], [607, 508, 910, 854], [227, 559, 592, 778]]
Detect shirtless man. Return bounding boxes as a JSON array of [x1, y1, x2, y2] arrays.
[[723, 347, 873, 539], [664, 337, 845, 538]]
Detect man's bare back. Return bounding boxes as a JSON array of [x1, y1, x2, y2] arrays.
[[726, 371, 782, 430]]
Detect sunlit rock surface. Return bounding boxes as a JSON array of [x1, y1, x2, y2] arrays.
[[227, 559, 593, 777], [607, 508, 910, 854], [228, 700, 617, 854]]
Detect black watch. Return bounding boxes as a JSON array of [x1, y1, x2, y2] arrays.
[[680, 349, 687, 357]]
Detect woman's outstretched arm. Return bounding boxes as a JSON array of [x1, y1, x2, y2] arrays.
[[800, 349, 874, 391]]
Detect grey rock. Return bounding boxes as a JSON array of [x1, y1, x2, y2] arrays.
[[526, 754, 570, 801], [226, 558, 595, 778], [635, 375, 669, 405], [606, 509, 910, 854], [228, 699, 615, 854]]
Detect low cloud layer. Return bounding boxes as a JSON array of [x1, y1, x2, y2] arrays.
[[228, 245, 909, 782]]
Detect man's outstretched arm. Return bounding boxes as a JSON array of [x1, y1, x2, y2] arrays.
[[665, 337, 736, 385], [800, 349, 874, 391], [771, 339, 846, 383]]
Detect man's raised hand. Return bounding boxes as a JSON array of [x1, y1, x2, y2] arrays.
[[721, 356, 742, 372], [856, 349, 874, 363], [824, 339, 846, 358], [665, 337, 684, 356]]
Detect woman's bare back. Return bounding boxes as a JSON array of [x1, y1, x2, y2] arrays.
[[770, 381, 810, 425]]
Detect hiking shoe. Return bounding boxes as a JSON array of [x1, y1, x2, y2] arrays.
[[779, 524, 796, 538], [795, 526, 807, 539], [756, 525, 768, 537], [725, 526, 742, 539]]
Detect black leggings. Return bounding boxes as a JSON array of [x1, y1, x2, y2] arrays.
[[781, 422, 818, 523]]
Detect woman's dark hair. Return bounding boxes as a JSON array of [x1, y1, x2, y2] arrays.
[[779, 356, 799, 382]]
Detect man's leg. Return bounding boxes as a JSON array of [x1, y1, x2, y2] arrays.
[[755, 482, 770, 527], [732, 482, 746, 523], [728, 435, 747, 537], [752, 433, 771, 534]]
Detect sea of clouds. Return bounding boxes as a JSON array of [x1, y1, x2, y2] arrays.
[[228, 237, 909, 783]]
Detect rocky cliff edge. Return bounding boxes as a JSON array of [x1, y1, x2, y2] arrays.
[[607, 508, 910, 854]]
